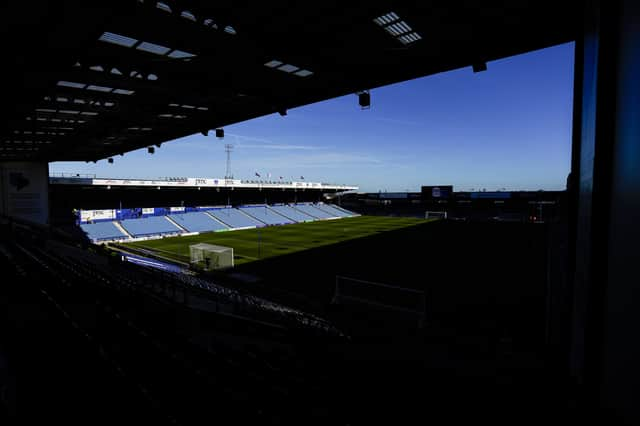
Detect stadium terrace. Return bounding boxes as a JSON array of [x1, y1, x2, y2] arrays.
[[78, 202, 359, 243]]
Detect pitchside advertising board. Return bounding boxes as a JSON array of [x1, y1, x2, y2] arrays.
[[0, 162, 50, 224], [421, 185, 453, 200]]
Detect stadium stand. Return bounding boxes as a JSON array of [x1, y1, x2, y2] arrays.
[[120, 216, 182, 237], [207, 208, 263, 229], [315, 203, 355, 218], [331, 204, 359, 216], [79, 221, 128, 241], [0, 221, 345, 426], [167, 212, 229, 233], [239, 205, 294, 226], [293, 203, 337, 219], [268, 204, 317, 223], [76, 204, 361, 242]]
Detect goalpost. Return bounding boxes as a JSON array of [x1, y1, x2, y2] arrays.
[[190, 243, 234, 271], [425, 211, 448, 220], [332, 275, 427, 327]]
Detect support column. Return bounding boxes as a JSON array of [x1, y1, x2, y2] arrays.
[[597, 0, 640, 423], [570, 0, 640, 423]]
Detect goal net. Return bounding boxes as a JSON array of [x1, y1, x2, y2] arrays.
[[189, 243, 234, 271], [425, 210, 448, 220], [332, 275, 427, 327]]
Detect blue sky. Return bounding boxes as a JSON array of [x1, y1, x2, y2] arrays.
[[51, 42, 575, 193]]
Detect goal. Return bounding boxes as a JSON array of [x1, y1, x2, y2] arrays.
[[332, 275, 427, 327], [189, 243, 234, 271], [425, 210, 448, 220]]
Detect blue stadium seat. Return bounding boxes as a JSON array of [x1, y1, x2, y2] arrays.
[[331, 204, 358, 216], [314, 203, 354, 218], [208, 208, 263, 229], [239, 206, 294, 225], [120, 216, 181, 237], [79, 204, 357, 241], [168, 212, 229, 232], [80, 221, 128, 241], [268, 205, 317, 222], [292, 203, 337, 219]]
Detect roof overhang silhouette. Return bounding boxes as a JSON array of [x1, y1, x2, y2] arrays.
[[1, 0, 579, 162]]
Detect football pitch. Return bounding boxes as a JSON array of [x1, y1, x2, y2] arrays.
[[123, 215, 431, 266]]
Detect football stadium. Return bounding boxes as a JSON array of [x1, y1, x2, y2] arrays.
[[2, 1, 640, 425]]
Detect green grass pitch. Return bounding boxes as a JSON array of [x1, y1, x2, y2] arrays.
[[123, 215, 431, 266]]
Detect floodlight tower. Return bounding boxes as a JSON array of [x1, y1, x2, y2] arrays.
[[224, 143, 233, 179]]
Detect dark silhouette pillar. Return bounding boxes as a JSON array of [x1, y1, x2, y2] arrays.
[[569, 1, 640, 423]]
